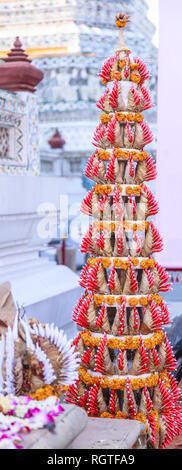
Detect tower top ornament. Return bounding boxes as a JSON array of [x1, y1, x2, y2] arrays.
[[115, 12, 130, 53]]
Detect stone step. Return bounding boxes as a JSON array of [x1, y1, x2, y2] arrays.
[[23, 405, 88, 450], [0, 251, 40, 267], [0, 257, 54, 281], [0, 238, 29, 249], [67, 415, 146, 449], [0, 243, 43, 258], [9, 264, 80, 338], [11, 264, 80, 305]]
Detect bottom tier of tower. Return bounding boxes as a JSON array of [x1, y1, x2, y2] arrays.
[[66, 367, 182, 448]]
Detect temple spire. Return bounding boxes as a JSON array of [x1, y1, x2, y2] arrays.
[[4, 37, 31, 63], [0, 37, 44, 93]]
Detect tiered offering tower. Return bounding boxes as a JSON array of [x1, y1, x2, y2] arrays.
[[66, 14, 182, 448]]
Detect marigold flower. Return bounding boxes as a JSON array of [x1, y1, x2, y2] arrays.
[[127, 113, 135, 122], [125, 186, 133, 195], [111, 70, 121, 80], [118, 60, 126, 69], [106, 295, 115, 305], [131, 258, 139, 267], [139, 296, 148, 306], [133, 186, 141, 196], [116, 411, 127, 419], [101, 412, 113, 418], [135, 113, 144, 123], [98, 149, 110, 161], [94, 294, 104, 306], [100, 113, 112, 124], [102, 258, 111, 268], [130, 71, 141, 84], [113, 258, 122, 268], [130, 63, 139, 70], [115, 19, 127, 28]]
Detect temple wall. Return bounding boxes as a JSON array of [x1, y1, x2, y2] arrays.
[[0, 91, 40, 175]]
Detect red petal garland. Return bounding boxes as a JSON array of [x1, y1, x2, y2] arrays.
[[129, 154, 135, 177], [118, 350, 124, 370], [79, 389, 89, 408], [155, 261, 171, 292], [86, 260, 101, 292], [133, 232, 143, 254], [140, 85, 152, 110], [126, 121, 133, 143], [109, 79, 118, 108], [76, 294, 93, 328], [131, 85, 141, 105], [81, 225, 93, 253], [117, 222, 123, 254], [81, 189, 95, 216], [72, 294, 85, 322], [65, 380, 79, 404], [151, 347, 160, 367], [84, 152, 96, 178], [145, 155, 157, 181], [82, 347, 92, 367], [95, 333, 107, 374], [107, 115, 117, 144], [99, 55, 116, 82], [133, 306, 139, 330], [133, 57, 150, 81], [140, 120, 153, 146], [129, 259, 138, 292], [96, 233, 105, 250], [96, 304, 105, 328], [144, 268, 154, 288], [96, 89, 109, 111], [109, 389, 116, 414], [126, 377, 137, 417], [148, 296, 163, 330], [163, 334, 178, 371], [105, 151, 115, 182], [142, 183, 159, 216], [92, 123, 105, 147], [150, 221, 164, 253], [113, 184, 123, 218], [79, 264, 89, 288], [108, 266, 116, 291], [118, 298, 125, 335], [88, 383, 100, 416], [139, 337, 149, 373]]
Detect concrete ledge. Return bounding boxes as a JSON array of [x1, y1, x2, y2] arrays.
[[10, 265, 81, 338], [23, 404, 88, 449], [67, 416, 146, 449]]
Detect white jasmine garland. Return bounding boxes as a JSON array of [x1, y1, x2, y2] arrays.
[[12, 313, 19, 340], [31, 323, 38, 336], [5, 327, 15, 395], [35, 344, 56, 384], [22, 319, 35, 351], [0, 336, 5, 393], [30, 322, 80, 386], [0, 394, 63, 449]]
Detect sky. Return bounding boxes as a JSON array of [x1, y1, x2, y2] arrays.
[[146, 0, 159, 47]]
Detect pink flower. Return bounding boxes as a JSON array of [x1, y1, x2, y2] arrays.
[[24, 407, 40, 418]]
